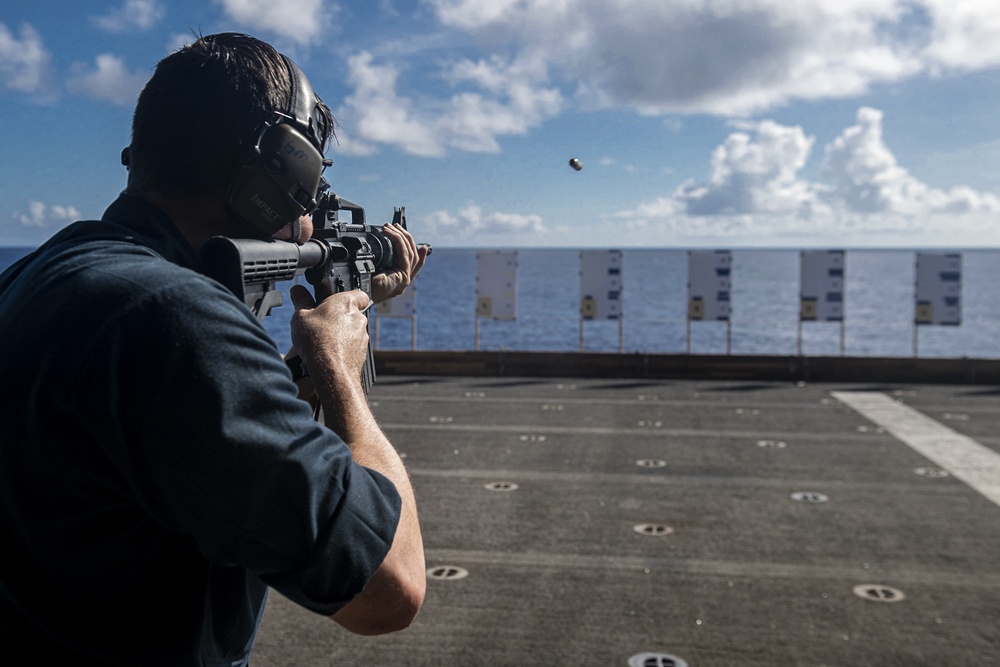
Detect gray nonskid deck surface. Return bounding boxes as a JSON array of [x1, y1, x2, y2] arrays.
[[251, 377, 1000, 667]]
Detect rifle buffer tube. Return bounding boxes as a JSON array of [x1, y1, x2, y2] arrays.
[[201, 236, 329, 304]]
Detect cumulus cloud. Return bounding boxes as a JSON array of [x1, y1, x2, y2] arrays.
[[333, 1, 1000, 158], [337, 52, 443, 157], [15, 201, 81, 229], [678, 120, 828, 218], [66, 54, 149, 106], [821, 107, 1000, 215], [611, 107, 1000, 243], [214, 0, 331, 46], [921, 0, 1000, 71], [92, 0, 166, 32], [335, 50, 561, 157], [422, 0, 1000, 117], [423, 202, 547, 241], [443, 55, 561, 152], [0, 23, 53, 97]]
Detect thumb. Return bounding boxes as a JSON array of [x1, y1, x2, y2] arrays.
[[289, 284, 317, 311]]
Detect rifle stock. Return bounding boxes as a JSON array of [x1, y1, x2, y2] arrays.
[[201, 234, 376, 393]]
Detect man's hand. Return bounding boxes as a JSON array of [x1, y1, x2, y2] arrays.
[[371, 223, 429, 303], [289, 285, 370, 389]]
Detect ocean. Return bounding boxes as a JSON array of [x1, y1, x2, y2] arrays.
[[3, 246, 999, 360]]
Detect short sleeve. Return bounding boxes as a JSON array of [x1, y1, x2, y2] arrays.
[[71, 270, 401, 612]]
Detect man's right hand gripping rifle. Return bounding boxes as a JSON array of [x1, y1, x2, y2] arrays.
[[288, 201, 429, 415]]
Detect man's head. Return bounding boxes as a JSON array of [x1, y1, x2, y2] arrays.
[[125, 32, 335, 239]]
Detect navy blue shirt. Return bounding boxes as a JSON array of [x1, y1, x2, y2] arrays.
[[0, 194, 401, 665]]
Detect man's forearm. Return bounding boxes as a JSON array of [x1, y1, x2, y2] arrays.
[[313, 363, 427, 634]]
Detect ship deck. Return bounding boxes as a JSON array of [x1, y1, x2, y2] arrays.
[[252, 373, 1000, 666]]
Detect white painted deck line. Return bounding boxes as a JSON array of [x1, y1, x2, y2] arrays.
[[832, 391, 1000, 508]]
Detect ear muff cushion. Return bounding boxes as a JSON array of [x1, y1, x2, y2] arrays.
[[228, 123, 324, 237]]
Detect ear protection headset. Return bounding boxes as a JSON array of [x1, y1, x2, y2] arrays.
[[226, 55, 329, 239]]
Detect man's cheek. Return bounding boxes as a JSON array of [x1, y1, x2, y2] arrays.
[[296, 215, 313, 243], [271, 221, 296, 242]]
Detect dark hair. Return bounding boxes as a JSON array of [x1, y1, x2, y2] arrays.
[[126, 32, 334, 196]]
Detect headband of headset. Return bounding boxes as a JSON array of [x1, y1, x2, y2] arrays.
[[226, 55, 327, 239]]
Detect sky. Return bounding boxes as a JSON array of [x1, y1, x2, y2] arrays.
[[3, 0, 1000, 248]]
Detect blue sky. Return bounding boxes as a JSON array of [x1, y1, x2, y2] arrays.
[[3, 0, 1000, 248]]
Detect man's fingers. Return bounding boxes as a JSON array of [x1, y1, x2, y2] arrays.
[[384, 222, 429, 283], [353, 290, 372, 312], [290, 284, 317, 311], [292, 284, 372, 313], [385, 224, 417, 269], [414, 244, 429, 273]]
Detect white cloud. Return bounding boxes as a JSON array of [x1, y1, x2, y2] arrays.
[[921, 0, 1000, 71], [15, 201, 81, 229], [0, 22, 53, 97], [66, 54, 149, 106], [428, 0, 522, 30], [336, 50, 562, 157], [822, 107, 1000, 215], [166, 33, 194, 54], [338, 52, 443, 157], [337, 1, 1000, 159], [329, 130, 378, 157], [597, 157, 637, 173], [422, 0, 1000, 116], [611, 107, 1000, 244], [215, 0, 331, 46], [423, 202, 547, 242], [442, 54, 562, 151], [677, 120, 828, 218], [92, 0, 166, 32], [488, 210, 547, 233]]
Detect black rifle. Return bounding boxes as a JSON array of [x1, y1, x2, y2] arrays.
[[201, 193, 408, 394]]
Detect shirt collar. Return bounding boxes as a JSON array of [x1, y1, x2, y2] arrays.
[[100, 193, 201, 271]]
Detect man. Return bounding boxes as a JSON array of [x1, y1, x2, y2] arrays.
[[0, 33, 427, 665]]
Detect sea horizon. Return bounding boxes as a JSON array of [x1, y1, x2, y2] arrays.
[[4, 246, 999, 361]]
